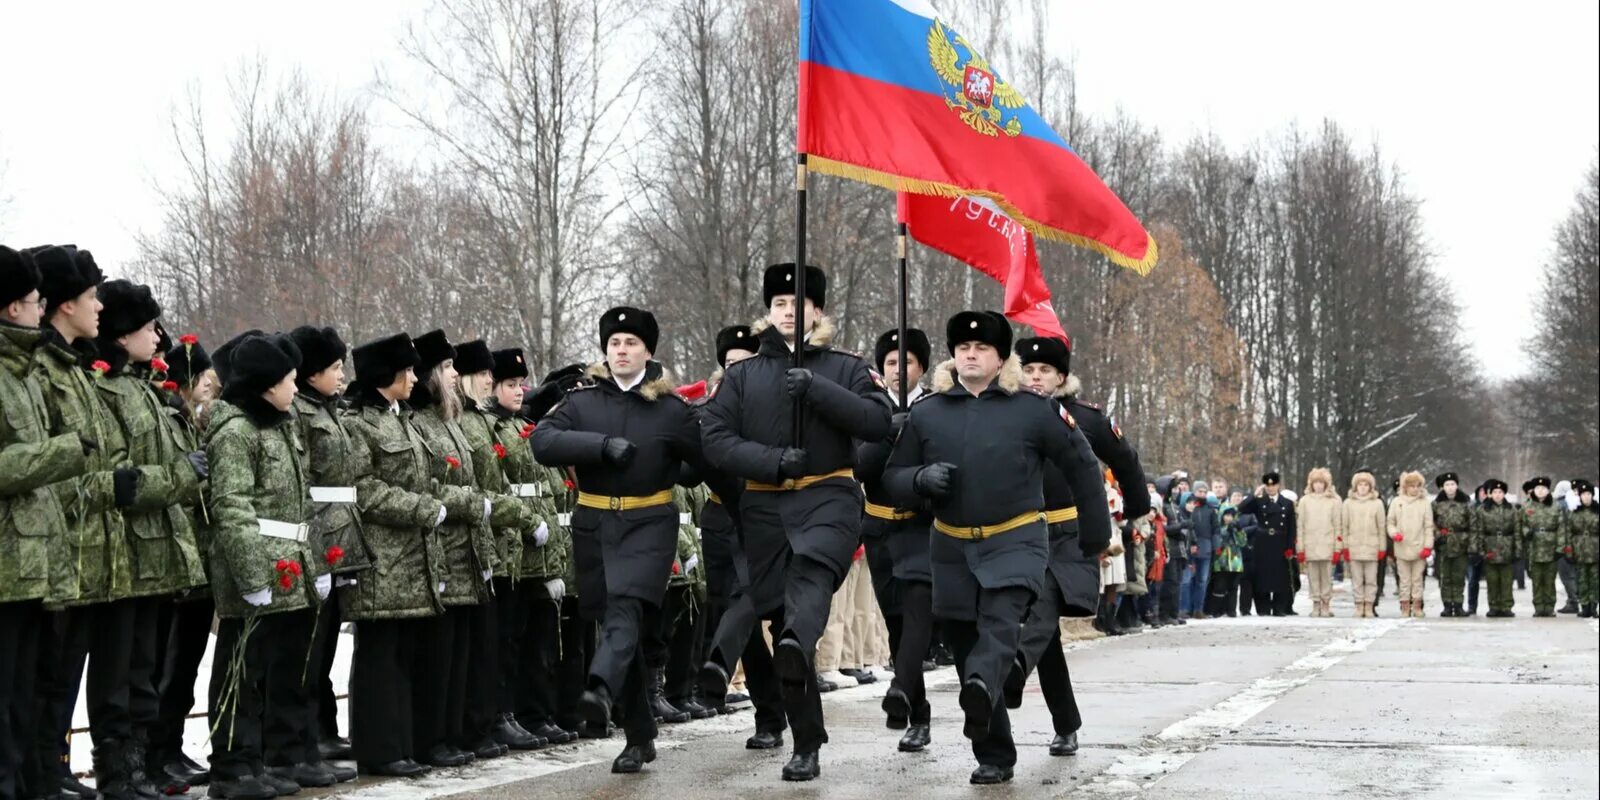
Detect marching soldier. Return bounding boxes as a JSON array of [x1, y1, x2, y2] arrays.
[[1235, 473, 1298, 615], [1570, 480, 1598, 618], [203, 333, 327, 800], [697, 264, 893, 781], [531, 306, 705, 774], [286, 325, 364, 781], [91, 280, 210, 798], [655, 483, 710, 721], [857, 327, 934, 751], [884, 311, 1110, 785], [1, 246, 89, 800], [1433, 472, 1474, 617], [1474, 479, 1520, 617], [341, 333, 448, 779], [1004, 335, 1143, 757], [1521, 476, 1569, 617]]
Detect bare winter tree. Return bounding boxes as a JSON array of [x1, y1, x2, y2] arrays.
[[386, 0, 645, 374], [1519, 158, 1600, 478]]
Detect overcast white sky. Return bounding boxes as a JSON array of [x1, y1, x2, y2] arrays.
[[2, 1, 1596, 380]]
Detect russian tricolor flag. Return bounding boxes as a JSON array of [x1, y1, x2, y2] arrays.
[[799, 0, 1157, 273]]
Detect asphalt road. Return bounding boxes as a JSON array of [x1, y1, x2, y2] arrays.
[[276, 573, 1599, 800]]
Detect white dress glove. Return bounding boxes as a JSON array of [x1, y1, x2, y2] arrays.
[[435, 505, 448, 527], [544, 578, 565, 600], [481, 569, 493, 583], [315, 574, 332, 600], [242, 587, 272, 607], [437, 581, 447, 594], [482, 498, 493, 523], [684, 555, 699, 574], [532, 521, 550, 547]]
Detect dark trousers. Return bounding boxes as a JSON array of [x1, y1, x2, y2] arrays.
[[350, 618, 423, 765], [587, 597, 659, 746], [494, 579, 532, 716], [207, 611, 316, 780], [510, 590, 561, 726], [651, 586, 705, 704], [262, 609, 318, 767], [309, 596, 342, 741], [706, 592, 780, 730], [0, 601, 42, 800], [552, 598, 593, 732], [46, 600, 139, 761], [124, 596, 164, 753], [1237, 573, 1255, 614], [861, 535, 902, 663], [1159, 558, 1184, 619], [1206, 572, 1240, 617], [28, 610, 74, 793], [944, 586, 1031, 768], [1466, 559, 1485, 612], [151, 596, 214, 761], [415, 607, 472, 753], [462, 599, 499, 744], [891, 582, 934, 725], [1015, 581, 1079, 737]]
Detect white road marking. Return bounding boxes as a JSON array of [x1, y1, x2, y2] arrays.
[[1076, 618, 1405, 797]]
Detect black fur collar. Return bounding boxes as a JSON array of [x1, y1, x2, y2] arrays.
[[223, 388, 292, 428]]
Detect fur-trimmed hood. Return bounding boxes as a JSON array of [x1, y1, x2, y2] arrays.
[[586, 360, 677, 402], [1059, 373, 1081, 400], [749, 313, 837, 349], [1349, 471, 1378, 498], [931, 354, 1023, 395], [1304, 467, 1339, 498], [1398, 470, 1426, 496]]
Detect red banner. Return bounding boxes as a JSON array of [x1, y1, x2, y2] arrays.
[[897, 192, 1067, 342]]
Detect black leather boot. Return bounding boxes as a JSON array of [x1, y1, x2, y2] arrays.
[[650, 669, 691, 723], [898, 724, 931, 752], [611, 741, 657, 774], [1050, 731, 1080, 756], [781, 751, 820, 781]]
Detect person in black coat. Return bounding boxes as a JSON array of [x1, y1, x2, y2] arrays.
[[885, 311, 1110, 786], [1003, 335, 1145, 758], [530, 307, 705, 775], [697, 264, 893, 782], [856, 327, 935, 752], [1235, 472, 1298, 615]]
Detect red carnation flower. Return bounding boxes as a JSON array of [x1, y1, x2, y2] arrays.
[[1392, 533, 1404, 542], [91, 360, 111, 375], [279, 574, 293, 590], [445, 456, 461, 470], [1283, 549, 1294, 559], [276, 558, 292, 572], [493, 443, 508, 460], [161, 380, 179, 392], [179, 334, 199, 346], [853, 544, 865, 562], [150, 357, 169, 373], [1486, 550, 1497, 560], [325, 545, 346, 566], [519, 423, 536, 439], [563, 478, 576, 491], [671, 561, 682, 575], [287, 561, 302, 576]]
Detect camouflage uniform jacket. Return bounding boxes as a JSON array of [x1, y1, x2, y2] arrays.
[[1432, 491, 1475, 558], [1520, 498, 1570, 564], [0, 323, 85, 603], [1570, 503, 1600, 565], [293, 391, 372, 577], [97, 359, 206, 598], [483, 399, 571, 582], [340, 395, 448, 620], [458, 399, 536, 579], [411, 404, 501, 606], [204, 397, 322, 618], [31, 331, 133, 606], [1473, 500, 1520, 565]]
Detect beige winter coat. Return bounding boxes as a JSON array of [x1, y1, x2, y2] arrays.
[[1386, 472, 1435, 561], [1342, 473, 1388, 560], [1295, 468, 1344, 560]]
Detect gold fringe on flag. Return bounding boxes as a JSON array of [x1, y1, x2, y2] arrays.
[[804, 154, 1160, 276]]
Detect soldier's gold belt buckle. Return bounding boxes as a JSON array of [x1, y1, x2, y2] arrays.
[[610, 496, 622, 511]]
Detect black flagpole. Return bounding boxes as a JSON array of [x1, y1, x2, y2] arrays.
[[896, 221, 909, 409], [794, 153, 808, 442]]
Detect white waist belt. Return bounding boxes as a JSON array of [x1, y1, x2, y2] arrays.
[[509, 483, 544, 498], [310, 486, 357, 504], [679, 513, 692, 525], [258, 519, 309, 542]]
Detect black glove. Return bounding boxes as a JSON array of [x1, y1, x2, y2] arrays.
[[113, 468, 140, 508], [913, 462, 957, 499], [601, 437, 637, 467], [777, 448, 808, 479], [78, 435, 99, 456], [890, 412, 909, 437], [785, 368, 814, 399], [186, 451, 209, 480]]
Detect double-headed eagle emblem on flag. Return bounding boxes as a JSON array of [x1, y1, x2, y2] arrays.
[[926, 19, 1024, 138]]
